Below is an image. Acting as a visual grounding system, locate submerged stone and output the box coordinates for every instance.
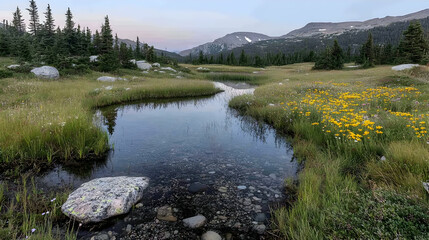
[201,231,222,240]
[183,215,207,228]
[157,205,177,222]
[61,176,149,223]
[188,182,208,193]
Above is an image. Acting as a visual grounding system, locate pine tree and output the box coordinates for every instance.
[18,34,32,62]
[218,53,224,64]
[119,42,133,68]
[313,47,332,70]
[114,33,119,52]
[43,4,55,46]
[229,52,236,65]
[0,30,11,55]
[360,33,375,68]
[64,8,76,55]
[398,21,428,64]
[93,30,101,55]
[198,50,204,64]
[27,0,40,36]
[135,37,141,59]
[146,46,155,62]
[239,50,248,65]
[331,40,344,69]
[99,16,119,72]
[12,7,26,33]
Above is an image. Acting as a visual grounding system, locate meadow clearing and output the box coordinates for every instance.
[0,59,428,239]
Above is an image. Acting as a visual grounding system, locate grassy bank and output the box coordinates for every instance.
[0,58,220,177]
[229,63,429,239]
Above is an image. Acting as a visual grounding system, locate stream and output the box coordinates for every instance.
[39,82,297,239]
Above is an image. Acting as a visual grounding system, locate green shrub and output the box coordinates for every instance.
[0,69,13,79]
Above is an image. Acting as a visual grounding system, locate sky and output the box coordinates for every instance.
[1,0,428,52]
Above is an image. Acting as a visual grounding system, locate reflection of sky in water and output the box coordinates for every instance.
[39,82,295,188]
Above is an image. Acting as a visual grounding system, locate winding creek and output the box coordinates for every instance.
[39,82,297,239]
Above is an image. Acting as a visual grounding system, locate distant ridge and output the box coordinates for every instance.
[178,32,272,57]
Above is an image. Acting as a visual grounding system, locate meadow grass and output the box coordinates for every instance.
[229,63,429,239]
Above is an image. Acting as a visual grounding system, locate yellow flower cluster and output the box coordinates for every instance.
[283,83,426,142]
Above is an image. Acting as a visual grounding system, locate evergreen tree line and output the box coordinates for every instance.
[189,49,317,67]
[314,21,429,70]
[0,1,164,73]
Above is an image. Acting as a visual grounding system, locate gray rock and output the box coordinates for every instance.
[91,233,109,240]
[202,231,222,240]
[424,182,429,194]
[7,64,20,69]
[152,63,161,68]
[126,224,132,234]
[183,215,207,228]
[31,66,59,79]
[135,203,143,209]
[253,224,266,235]
[136,61,152,70]
[61,176,149,223]
[157,206,177,222]
[188,182,208,193]
[392,64,419,71]
[254,213,266,223]
[160,67,177,73]
[380,156,387,161]
[237,185,247,190]
[218,187,228,193]
[90,55,99,62]
[97,76,117,82]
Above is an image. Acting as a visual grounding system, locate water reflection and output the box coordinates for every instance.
[40,82,295,188]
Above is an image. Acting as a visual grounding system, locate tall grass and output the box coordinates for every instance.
[0,178,77,240]
[230,64,429,239]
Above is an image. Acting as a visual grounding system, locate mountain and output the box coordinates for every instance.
[283,9,429,38]
[225,16,429,60]
[118,38,184,61]
[178,32,272,57]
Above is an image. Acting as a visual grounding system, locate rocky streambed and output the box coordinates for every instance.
[40,82,297,239]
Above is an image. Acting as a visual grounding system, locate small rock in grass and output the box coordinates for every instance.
[157,206,177,222]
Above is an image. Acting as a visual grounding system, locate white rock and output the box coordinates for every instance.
[160,67,177,73]
[105,86,113,91]
[152,63,161,68]
[7,64,20,69]
[61,176,149,223]
[392,64,419,71]
[197,67,210,71]
[183,215,207,228]
[90,55,99,62]
[201,231,222,240]
[380,156,387,161]
[97,76,117,82]
[31,66,59,79]
[159,71,166,73]
[142,71,149,74]
[176,76,184,79]
[237,186,247,190]
[136,61,152,70]
[130,59,136,64]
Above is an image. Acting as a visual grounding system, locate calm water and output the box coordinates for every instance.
[40,82,297,239]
